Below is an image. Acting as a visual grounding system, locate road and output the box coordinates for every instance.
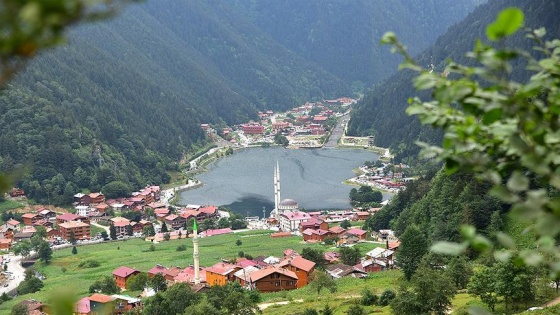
[324,112,350,148]
[1,254,27,295]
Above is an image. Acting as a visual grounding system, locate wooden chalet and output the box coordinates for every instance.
[249,266,298,292]
[112,266,140,289]
[278,256,316,288]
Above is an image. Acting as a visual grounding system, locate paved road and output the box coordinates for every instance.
[1,254,27,295]
[324,112,350,148]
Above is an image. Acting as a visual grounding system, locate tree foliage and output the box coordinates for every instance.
[396,225,428,280]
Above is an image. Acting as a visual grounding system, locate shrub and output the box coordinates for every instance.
[360,288,378,306]
[176,244,187,251]
[78,260,100,268]
[379,289,396,306]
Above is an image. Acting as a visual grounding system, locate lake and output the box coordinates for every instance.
[178,147,384,217]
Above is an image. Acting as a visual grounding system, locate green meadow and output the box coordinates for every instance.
[0,231,385,312]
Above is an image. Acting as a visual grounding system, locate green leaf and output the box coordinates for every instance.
[489,185,519,203]
[486,8,524,41]
[519,250,542,267]
[430,241,466,255]
[506,171,529,192]
[482,108,502,125]
[460,225,476,240]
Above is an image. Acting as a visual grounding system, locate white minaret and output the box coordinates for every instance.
[273,161,281,219]
[193,220,200,285]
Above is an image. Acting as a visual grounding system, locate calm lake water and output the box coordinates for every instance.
[178,147,383,217]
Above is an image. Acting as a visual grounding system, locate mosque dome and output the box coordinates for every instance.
[279,198,298,209]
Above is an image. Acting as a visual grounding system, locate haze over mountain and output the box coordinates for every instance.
[348,0,560,162]
[0,0,482,204]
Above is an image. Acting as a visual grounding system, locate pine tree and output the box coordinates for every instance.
[161,222,169,233]
[109,223,117,240]
[71,246,77,255]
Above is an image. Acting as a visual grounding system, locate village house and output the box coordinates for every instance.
[298,217,328,232]
[87,293,114,314]
[326,264,367,279]
[22,213,42,226]
[9,188,25,198]
[148,265,182,282]
[0,226,14,240]
[241,123,264,135]
[110,217,131,237]
[278,256,316,288]
[173,266,207,284]
[279,210,310,232]
[328,226,346,238]
[200,228,233,237]
[355,258,386,273]
[164,214,185,230]
[233,266,260,289]
[205,262,240,287]
[365,247,395,267]
[0,238,12,251]
[56,213,90,225]
[345,227,367,240]
[59,221,90,241]
[14,299,44,315]
[249,266,298,292]
[302,228,329,242]
[112,266,140,289]
[113,295,142,314]
[89,192,105,205]
[6,219,20,231]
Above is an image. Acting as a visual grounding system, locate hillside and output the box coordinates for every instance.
[232,0,483,87]
[0,1,482,204]
[348,0,560,162]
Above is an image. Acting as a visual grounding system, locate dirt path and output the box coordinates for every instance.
[258,299,303,310]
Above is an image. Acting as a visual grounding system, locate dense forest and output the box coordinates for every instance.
[0,0,481,204]
[348,0,560,162]
[231,0,483,87]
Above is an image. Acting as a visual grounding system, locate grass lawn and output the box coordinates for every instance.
[0,200,24,213]
[0,231,388,312]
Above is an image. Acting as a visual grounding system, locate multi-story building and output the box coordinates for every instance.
[58,221,91,241]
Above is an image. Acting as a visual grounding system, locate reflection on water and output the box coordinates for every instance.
[179,147,381,217]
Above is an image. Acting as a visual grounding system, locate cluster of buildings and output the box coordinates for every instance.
[201,97,357,148]
[348,162,413,193]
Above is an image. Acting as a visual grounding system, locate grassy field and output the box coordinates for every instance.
[260,272,483,315]
[0,200,25,213]
[0,231,386,312]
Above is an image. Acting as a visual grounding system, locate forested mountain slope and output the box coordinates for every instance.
[0,1,483,204]
[348,0,560,162]
[233,0,483,87]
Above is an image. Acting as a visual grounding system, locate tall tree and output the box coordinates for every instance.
[37,241,53,264]
[396,225,428,280]
[339,247,361,266]
[109,223,117,240]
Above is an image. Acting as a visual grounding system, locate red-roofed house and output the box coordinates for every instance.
[328,226,346,238]
[164,214,185,230]
[249,267,298,292]
[112,266,140,289]
[148,265,182,282]
[279,211,311,232]
[22,213,42,226]
[56,213,89,225]
[278,256,316,288]
[0,238,13,251]
[205,262,241,286]
[89,192,105,204]
[345,228,367,240]
[59,221,90,241]
[110,217,131,236]
[302,228,330,242]
[6,219,20,230]
[75,297,91,315]
[174,266,207,284]
[88,293,115,313]
[299,217,328,232]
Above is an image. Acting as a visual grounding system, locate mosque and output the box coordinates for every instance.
[271,162,311,231]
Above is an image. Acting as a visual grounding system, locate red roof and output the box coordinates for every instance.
[346,228,367,236]
[22,213,38,218]
[202,228,233,237]
[57,213,82,221]
[7,219,20,226]
[206,262,238,276]
[75,297,91,313]
[282,256,315,272]
[329,226,346,234]
[88,293,113,303]
[112,266,139,278]
[199,206,218,214]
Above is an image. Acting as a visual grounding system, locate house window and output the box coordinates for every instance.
[275,281,280,286]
